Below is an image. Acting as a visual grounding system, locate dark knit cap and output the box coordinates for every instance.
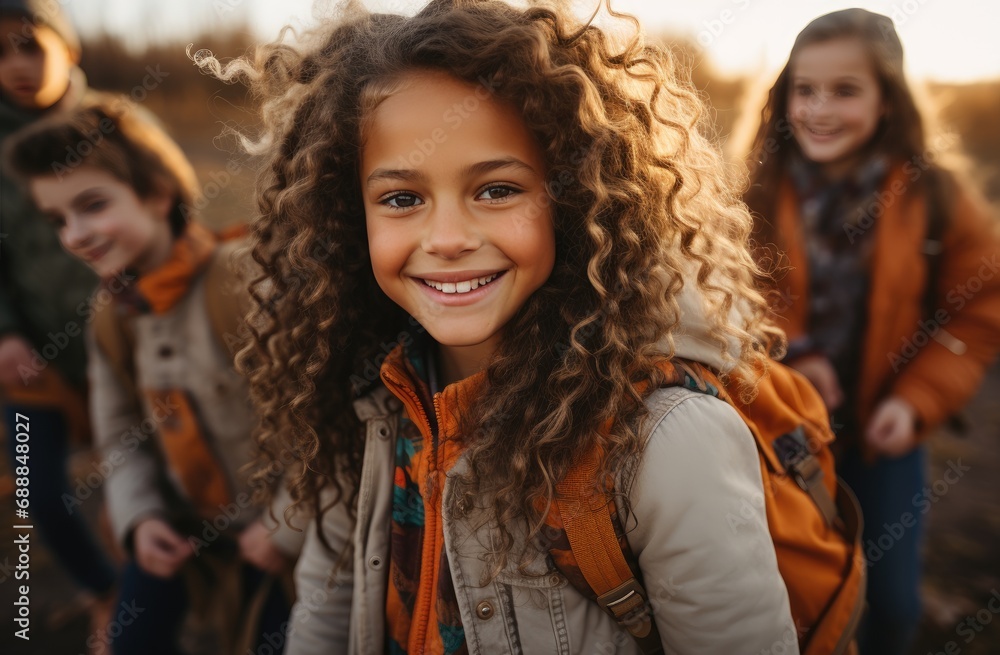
[0,0,81,56]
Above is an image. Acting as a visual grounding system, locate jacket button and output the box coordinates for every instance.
[475,600,495,620]
[158,345,173,358]
[368,556,383,570]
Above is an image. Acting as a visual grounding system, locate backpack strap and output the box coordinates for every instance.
[550,362,702,653]
[91,297,139,398]
[921,169,947,322]
[555,450,664,654]
[772,426,839,528]
[202,238,253,362]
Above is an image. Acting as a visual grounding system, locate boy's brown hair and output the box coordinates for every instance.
[3,93,200,235]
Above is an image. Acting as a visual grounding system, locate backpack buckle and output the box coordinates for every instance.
[774,426,824,491]
[597,577,654,638]
[773,426,810,473]
[774,426,840,528]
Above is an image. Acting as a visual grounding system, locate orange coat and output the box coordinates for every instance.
[770,163,1000,449]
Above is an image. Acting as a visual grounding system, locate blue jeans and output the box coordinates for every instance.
[839,445,927,655]
[110,557,289,654]
[4,405,117,596]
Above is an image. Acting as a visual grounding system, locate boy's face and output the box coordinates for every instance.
[0,17,75,111]
[30,167,174,278]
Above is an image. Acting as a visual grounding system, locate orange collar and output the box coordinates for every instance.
[378,343,485,446]
[380,343,485,655]
[117,222,218,315]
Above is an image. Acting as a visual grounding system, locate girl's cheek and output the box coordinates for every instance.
[788,100,807,123]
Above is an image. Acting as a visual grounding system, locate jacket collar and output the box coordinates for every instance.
[113,222,218,315]
[378,342,485,444]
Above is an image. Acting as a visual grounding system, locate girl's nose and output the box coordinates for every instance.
[5,51,32,74]
[60,215,91,250]
[421,204,482,259]
[803,89,832,118]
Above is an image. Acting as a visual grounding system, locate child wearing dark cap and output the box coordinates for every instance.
[0,1,117,647]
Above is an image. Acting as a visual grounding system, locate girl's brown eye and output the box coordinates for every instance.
[15,38,41,55]
[43,212,64,228]
[384,193,421,209]
[477,185,518,201]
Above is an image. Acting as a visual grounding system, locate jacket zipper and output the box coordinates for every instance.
[381,366,444,653]
[411,392,444,652]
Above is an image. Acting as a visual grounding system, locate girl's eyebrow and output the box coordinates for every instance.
[70,188,108,208]
[366,157,537,188]
[462,157,537,178]
[792,75,863,84]
[366,168,425,187]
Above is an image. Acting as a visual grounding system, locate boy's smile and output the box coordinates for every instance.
[361,69,555,383]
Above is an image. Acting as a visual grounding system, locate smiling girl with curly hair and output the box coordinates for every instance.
[200,0,798,652]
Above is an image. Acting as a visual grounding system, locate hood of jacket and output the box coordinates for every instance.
[668,267,748,374]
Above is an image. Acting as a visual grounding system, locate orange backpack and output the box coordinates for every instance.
[552,359,865,655]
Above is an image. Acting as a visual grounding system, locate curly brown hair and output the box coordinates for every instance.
[199,0,781,572]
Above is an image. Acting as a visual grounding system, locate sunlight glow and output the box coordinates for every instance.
[66,0,1000,83]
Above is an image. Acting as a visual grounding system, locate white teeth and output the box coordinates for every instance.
[424,273,499,294]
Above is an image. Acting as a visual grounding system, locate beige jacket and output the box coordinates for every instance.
[285,285,798,655]
[86,266,304,557]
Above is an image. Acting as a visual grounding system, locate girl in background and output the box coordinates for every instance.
[744,9,1000,654]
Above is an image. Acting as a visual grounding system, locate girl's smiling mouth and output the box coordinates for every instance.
[414,270,509,304]
[806,126,842,136]
[84,242,113,262]
[421,271,505,294]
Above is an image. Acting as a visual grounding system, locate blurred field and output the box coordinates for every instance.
[1,26,998,655]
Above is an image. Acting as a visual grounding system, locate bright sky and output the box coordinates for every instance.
[67,0,1000,83]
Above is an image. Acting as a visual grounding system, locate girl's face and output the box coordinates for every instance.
[361,69,555,380]
[31,166,174,278]
[787,38,884,178]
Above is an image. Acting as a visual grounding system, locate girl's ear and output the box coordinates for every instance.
[144,183,174,223]
[878,83,891,120]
